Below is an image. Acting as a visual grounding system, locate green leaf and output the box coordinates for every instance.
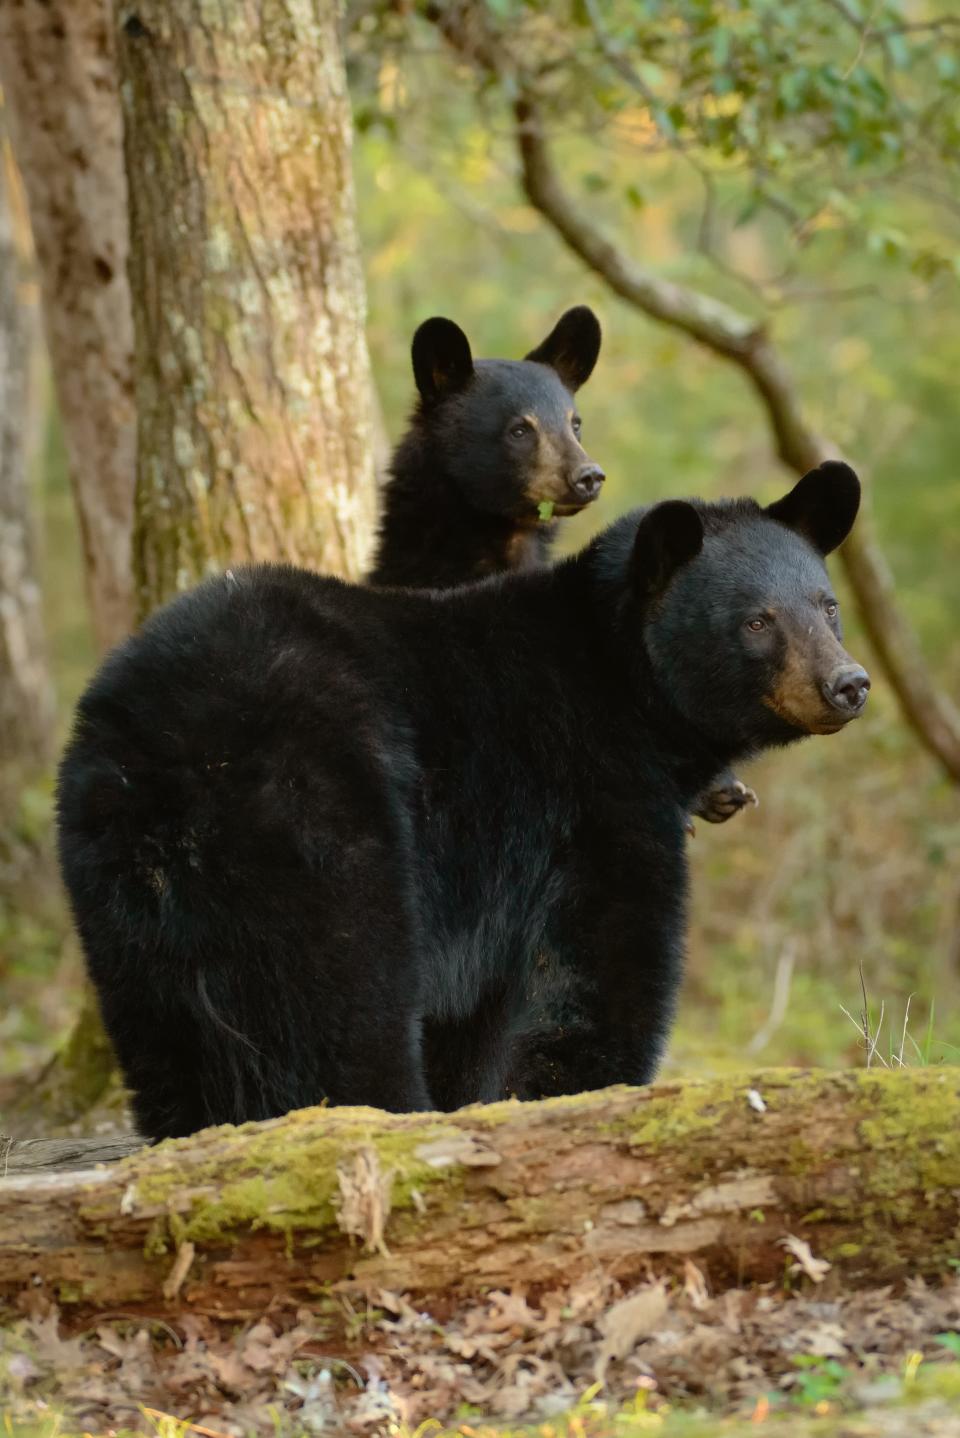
[734,194,761,228]
[712,26,731,67]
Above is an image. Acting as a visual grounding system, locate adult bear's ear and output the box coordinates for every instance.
[412,318,474,405]
[632,500,704,604]
[765,460,860,556]
[524,306,601,392]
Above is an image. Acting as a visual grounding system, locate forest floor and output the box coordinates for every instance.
[3,1262,959,1436]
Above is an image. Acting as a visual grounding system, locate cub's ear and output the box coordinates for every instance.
[412,317,474,405]
[765,460,860,556]
[524,306,601,392]
[633,500,704,604]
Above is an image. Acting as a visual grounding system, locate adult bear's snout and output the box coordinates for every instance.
[822,664,871,717]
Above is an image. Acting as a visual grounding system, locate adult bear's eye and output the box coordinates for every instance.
[824,600,839,618]
[746,617,766,633]
[572,415,582,436]
[509,422,531,439]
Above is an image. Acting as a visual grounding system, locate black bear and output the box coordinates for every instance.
[57,461,868,1139]
[369,306,605,589]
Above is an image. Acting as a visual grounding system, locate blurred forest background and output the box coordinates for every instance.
[2,0,959,1092]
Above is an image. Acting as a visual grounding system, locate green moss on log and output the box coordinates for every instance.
[114,1108,467,1249]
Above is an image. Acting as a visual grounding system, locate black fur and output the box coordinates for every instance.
[369,309,603,589]
[57,464,865,1139]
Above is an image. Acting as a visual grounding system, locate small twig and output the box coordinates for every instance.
[162,1240,196,1301]
[840,969,889,1068]
[78,1313,184,1349]
[897,993,915,1069]
[870,1001,887,1067]
[747,944,797,1055]
[142,1409,234,1438]
[859,962,887,1067]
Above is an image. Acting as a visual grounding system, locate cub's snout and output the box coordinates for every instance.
[568,462,606,506]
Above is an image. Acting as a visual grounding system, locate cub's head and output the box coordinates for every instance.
[411,307,605,519]
[631,461,868,748]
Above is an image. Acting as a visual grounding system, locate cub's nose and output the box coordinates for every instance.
[569,463,605,504]
[824,664,871,715]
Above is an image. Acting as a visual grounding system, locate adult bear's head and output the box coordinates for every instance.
[630,461,868,749]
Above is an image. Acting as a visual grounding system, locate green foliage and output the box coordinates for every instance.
[789,1356,850,1407]
[348,0,960,287]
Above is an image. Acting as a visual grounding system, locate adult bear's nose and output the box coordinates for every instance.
[569,463,605,503]
[823,664,871,715]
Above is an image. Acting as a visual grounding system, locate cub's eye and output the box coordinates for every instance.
[746,617,767,633]
[509,422,531,440]
[571,416,582,436]
[824,600,839,619]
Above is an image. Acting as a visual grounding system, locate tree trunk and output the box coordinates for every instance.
[0,142,54,876]
[0,0,136,653]
[1,1069,957,1322]
[116,0,377,618]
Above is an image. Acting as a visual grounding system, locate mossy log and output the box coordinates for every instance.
[1,1069,958,1323]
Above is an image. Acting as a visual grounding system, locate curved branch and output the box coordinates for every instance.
[512,97,960,784]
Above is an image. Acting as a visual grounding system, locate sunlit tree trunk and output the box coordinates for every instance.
[0,144,54,885]
[116,0,377,617]
[0,0,136,653]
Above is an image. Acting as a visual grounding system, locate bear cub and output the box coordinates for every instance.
[58,462,868,1140]
[369,305,605,589]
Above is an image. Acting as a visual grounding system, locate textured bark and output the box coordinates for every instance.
[0,1133,142,1176]
[0,0,135,652]
[116,0,377,617]
[1,1069,958,1322]
[0,147,54,847]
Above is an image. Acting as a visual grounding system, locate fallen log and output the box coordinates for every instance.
[1,1069,957,1323]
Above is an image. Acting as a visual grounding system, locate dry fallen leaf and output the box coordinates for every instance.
[594,1283,669,1383]
[780,1234,832,1284]
[683,1259,711,1310]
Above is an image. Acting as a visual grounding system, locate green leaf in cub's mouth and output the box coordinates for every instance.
[538,500,555,521]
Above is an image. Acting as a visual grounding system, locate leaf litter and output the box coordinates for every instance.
[2,1272,959,1433]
